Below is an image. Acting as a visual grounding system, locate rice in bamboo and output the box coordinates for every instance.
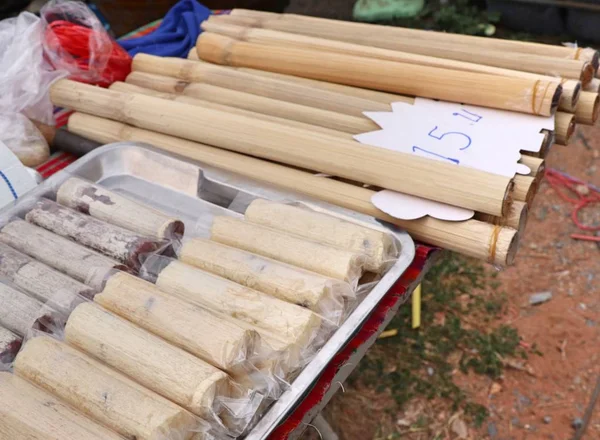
[52,79,514,217]
[67,113,520,266]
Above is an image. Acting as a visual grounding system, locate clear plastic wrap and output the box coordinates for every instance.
[178,237,353,326]
[0,326,22,370]
[25,198,169,270]
[0,114,50,167]
[56,176,185,240]
[244,199,399,274]
[209,216,367,287]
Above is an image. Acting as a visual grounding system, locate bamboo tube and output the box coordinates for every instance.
[475,200,527,231]
[0,326,22,364]
[179,238,350,314]
[52,80,513,217]
[555,112,576,145]
[518,155,544,176]
[149,259,322,346]
[584,77,600,93]
[0,242,91,314]
[14,336,200,440]
[65,302,230,419]
[225,10,597,83]
[211,216,366,283]
[204,18,581,112]
[197,33,561,116]
[26,199,161,269]
[233,10,600,68]
[57,177,185,240]
[117,77,375,134]
[0,282,60,337]
[575,92,600,125]
[95,271,260,373]
[111,81,349,138]
[244,198,396,272]
[67,113,520,266]
[132,54,397,116]
[0,219,125,290]
[0,372,126,440]
[513,175,537,205]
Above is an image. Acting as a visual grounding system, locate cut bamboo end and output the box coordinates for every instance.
[513,175,537,205]
[196,32,561,117]
[555,112,576,145]
[581,62,595,85]
[474,200,527,231]
[583,77,600,93]
[518,155,544,176]
[575,92,600,125]
[559,80,581,111]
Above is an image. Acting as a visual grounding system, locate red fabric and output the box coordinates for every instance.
[36,152,77,178]
[268,245,435,439]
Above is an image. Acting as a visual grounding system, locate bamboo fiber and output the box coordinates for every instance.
[474,200,527,231]
[204,17,581,111]
[132,54,396,116]
[52,80,513,216]
[230,9,599,69]
[227,10,597,80]
[67,113,520,266]
[196,33,561,117]
[555,112,576,145]
[575,92,600,125]
[0,372,126,440]
[118,75,375,134]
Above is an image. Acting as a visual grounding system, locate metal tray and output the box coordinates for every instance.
[0,142,416,439]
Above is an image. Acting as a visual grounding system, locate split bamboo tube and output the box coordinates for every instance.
[575,92,600,125]
[230,9,599,69]
[203,18,581,112]
[57,177,185,240]
[475,200,527,231]
[226,10,596,81]
[0,372,126,440]
[132,54,397,116]
[519,155,544,177]
[179,237,351,314]
[244,198,396,272]
[151,259,322,346]
[555,112,576,145]
[116,77,375,134]
[196,33,562,116]
[95,271,260,373]
[52,80,514,217]
[111,81,349,138]
[65,302,230,419]
[14,336,200,440]
[67,113,521,266]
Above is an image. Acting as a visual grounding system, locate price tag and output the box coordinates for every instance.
[355,98,554,220]
[0,141,37,210]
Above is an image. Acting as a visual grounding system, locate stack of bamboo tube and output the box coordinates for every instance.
[55,11,600,267]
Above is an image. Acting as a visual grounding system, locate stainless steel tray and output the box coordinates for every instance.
[0,142,415,439]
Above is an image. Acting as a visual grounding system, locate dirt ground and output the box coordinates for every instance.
[298,125,600,440]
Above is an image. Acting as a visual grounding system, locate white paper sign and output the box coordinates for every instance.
[355,99,554,220]
[0,142,37,210]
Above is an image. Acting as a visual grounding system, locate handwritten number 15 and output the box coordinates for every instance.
[428,127,472,150]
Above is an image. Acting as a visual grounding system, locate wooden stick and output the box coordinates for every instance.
[52,80,514,217]
[26,198,162,269]
[575,92,600,125]
[67,113,520,266]
[150,258,322,346]
[179,237,351,316]
[14,336,201,440]
[204,18,581,111]
[197,32,561,116]
[111,81,348,138]
[227,10,598,79]
[65,302,231,419]
[0,219,125,290]
[57,177,185,240]
[95,271,261,374]
[0,326,22,365]
[555,112,576,145]
[0,242,91,314]
[211,216,366,283]
[0,372,126,440]
[230,9,599,69]
[244,198,396,272]
[0,282,60,337]
[132,54,396,116]
[117,77,375,134]
[519,155,544,176]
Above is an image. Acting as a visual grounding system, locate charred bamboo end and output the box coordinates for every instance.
[571,81,582,108]
[550,83,563,114]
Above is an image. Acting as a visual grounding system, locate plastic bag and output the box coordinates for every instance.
[41,0,131,87]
